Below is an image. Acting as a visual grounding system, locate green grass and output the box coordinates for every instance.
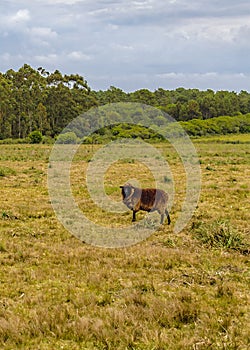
[192,219,248,252]
[0,134,250,349]
[0,167,16,177]
[193,132,250,143]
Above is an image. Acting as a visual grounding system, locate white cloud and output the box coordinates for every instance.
[27,27,58,47]
[112,44,134,51]
[183,16,250,44]
[130,1,153,10]
[0,52,25,68]
[0,0,250,91]
[34,54,58,64]
[34,0,84,4]
[0,53,11,62]
[67,51,91,60]
[29,27,58,38]
[155,72,250,91]
[9,9,30,24]
[0,9,30,31]
[91,71,250,92]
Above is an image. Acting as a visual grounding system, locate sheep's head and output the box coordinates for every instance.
[120,183,134,199]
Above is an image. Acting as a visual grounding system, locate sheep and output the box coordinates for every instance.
[120,183,171,225]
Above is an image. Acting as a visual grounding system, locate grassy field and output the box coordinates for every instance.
[0,134,249,349]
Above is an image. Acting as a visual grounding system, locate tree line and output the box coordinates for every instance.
[0,64,250,141]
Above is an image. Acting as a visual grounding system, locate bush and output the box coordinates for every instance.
[42,136,54,144]
[29,131,43,144]
[0,138,29,144]
[181,114,250,137]
[56,132,79,144]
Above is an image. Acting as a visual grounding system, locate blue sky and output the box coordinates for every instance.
[0,0,250,91]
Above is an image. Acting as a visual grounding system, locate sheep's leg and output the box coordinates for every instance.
[132,210,136,222]
[160,213,164,224]
[165,209,171,225]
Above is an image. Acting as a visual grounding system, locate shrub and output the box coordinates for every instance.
[0,138,29,144]
[29,131,43,144]
[181,114,250,137]
[42,136,54,144]
[56,132,79,144]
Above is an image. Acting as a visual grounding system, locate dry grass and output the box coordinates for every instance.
[0,137,249,349]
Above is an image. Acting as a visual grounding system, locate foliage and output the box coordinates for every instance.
[0,138,28,144]
[0,64,95,140]
[180,114,250,137]
[28,130,43,144]
[56,131,79,144]
[1,64,250,142]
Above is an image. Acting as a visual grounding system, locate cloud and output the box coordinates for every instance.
[29,27,58,39]
[9,9,30,24]
[154,72,250,91]
[175,16,250,44]
[34,53,58,64]
[28,27,58,46]
[0,52,25,71]
[33,0,85,4]
[0,9,30,31]
[90,71,250,92]
[67,51,91,61]
[0,0,250,91]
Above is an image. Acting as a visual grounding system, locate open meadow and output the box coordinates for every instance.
[0,134,249,349]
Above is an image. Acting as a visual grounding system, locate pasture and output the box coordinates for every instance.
[0,135,249,349]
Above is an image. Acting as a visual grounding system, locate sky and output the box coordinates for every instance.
[0,0,250,92]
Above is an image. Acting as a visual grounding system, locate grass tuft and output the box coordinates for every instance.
[193,220,246,251]
[0,167,16,177]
